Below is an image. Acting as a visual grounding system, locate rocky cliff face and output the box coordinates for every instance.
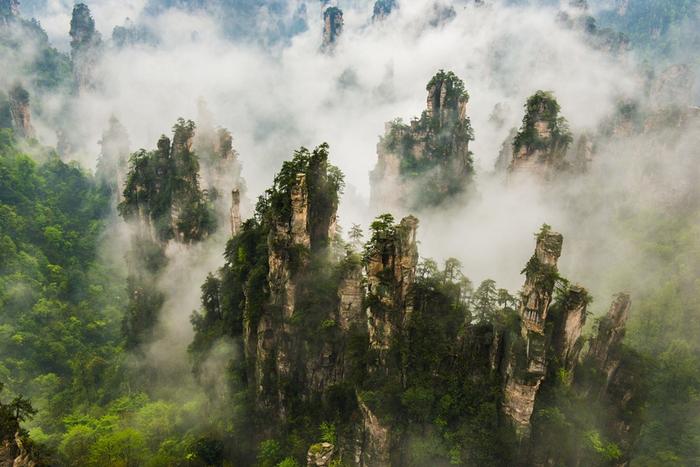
[371,70,474,211]
[365,215,419,372]
[585,293,631,393]
[230,189,242,236]
[235,144,350,420]
[70,3,101,90]
[192,148,641,465]
[509,91,573,179]
[120,118,216,244]
[551,285,589,371]
[6,84,34,139]
[322,6,343,51]
[501,227,563,437]
[355,400,392,467]
[0,433,37,467]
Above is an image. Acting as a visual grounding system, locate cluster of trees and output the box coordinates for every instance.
[0,130,127,461]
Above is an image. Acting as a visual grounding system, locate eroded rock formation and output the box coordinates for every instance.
[0,432,37,467]
[230,189,242,236]
[322,6,343,51]
[551,285,590,371]
[70,3,102,90]
[365,215,419,371]
[585,293,631,393]
[6,84,34,139]
[192,144,641,465]
[355,400,391,467]
[501,227,563,437]
[372,0,397,22]
[508,91,573,179]
[371,70,474,211]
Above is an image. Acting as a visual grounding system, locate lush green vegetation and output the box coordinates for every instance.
[0,129,126,457]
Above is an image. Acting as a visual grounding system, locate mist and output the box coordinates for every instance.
[13,0,690,346]
[3,0,699,464]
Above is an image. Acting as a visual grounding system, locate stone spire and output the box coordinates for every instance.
[8,84,35,139]
[321,6,343,51]
[365,215,419,371]
[586,293,631,391]
[509,91,572,178]
[290,172,310,247]
[426,70,468,126]
[372,0,397,22]
[519,227,564,333]
[370,70,474,211]
[551,285,590,371]
[230,189,242,236]
[502,226,563,438]
[70,3,102,90]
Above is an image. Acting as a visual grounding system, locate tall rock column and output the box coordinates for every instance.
[97,116,130,202]
[70,3,102,90]
[370,70,474,211]
[257,172,310,413]
[322,6,343,52]
[509,91,572,179]
[7,84,34,139]
[230,189,242,236]
[365,215,419,373]
[502,227,563,437]
[586,293,631,392]
[551,285,590,371]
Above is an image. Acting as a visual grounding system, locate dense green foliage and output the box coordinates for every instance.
[0,130,128,452]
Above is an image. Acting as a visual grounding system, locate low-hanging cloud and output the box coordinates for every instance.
[16,0,695,366]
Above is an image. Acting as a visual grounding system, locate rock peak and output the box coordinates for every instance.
[372,0,397,22]
[426,69,469,124]
[7,83,35,139]
[370,70,474,210]
[509,91,572,178]
[322,6,343,51]
[70,3,100,51]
